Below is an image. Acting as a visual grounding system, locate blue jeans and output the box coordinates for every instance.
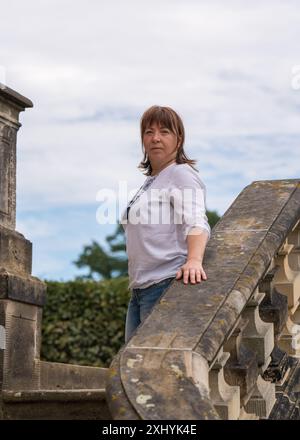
[125,277,175,343]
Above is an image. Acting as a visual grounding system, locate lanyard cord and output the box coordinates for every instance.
[126,176,157,220]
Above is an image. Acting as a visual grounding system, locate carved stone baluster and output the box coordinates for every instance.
[263,346,291,384]
[265,236,300,419]
[209,348,240,420]
[286,222,300,357]
[223,318,258,410]
[259,265,288,339]
[273,224,300,357]
[242,288,274,371]
[288,220,300,273]
[258,264,290,384]
[239,407,259,420]
[241,288,276,418]
[278,316,300,356]
[244,375,276,419]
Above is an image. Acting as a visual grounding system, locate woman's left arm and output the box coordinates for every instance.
[176,227,209,284]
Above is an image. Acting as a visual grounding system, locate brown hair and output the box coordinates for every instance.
[138,105,197,176]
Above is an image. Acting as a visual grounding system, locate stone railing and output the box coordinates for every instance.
[106,180,300,420]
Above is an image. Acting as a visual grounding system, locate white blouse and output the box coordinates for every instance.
[121,162,211,289]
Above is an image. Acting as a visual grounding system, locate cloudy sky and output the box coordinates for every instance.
[1,0,300,281]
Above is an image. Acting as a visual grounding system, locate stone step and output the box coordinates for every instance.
[1,389,112,420]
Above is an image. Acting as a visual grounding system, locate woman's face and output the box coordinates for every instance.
[143,122,179,166]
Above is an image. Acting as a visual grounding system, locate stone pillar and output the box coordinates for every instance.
[0,86,33,229]
[0,86,46,393]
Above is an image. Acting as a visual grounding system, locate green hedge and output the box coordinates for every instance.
[41,277,130,368]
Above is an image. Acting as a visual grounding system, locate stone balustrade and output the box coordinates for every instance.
[106,180,300,420]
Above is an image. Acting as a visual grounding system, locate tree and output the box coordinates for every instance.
[74,209,220,280]
[206,210,221,229]
[73,223,127,280]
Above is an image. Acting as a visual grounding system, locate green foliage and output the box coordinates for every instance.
[106,223,126,253]
[73,223,127,280]
[41,277,130,368]
[207,210,221,229]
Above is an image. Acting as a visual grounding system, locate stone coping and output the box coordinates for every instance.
[0,268,46,306]
[40,360,109,390]
[0,85,33,109]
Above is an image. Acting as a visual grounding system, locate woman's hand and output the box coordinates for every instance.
[176,258,207,284]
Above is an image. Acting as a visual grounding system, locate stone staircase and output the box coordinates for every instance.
[0,85,300,420]
[106,179,300,420]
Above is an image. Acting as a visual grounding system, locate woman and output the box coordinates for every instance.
[122,105,211,343]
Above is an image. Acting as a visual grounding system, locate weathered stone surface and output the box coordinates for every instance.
[0,300,41,390]
[106,346,141,420]
[241,290,274,369]
[196,185,300,365]
[269,356,300,419]
[263,346,290,383]
[40,360,108,390]
[0,269,46,306]
[273,245,300,309]
[224,345,258,405]
[209,350,240,419]
[259,283,288,338]
[106,179,300,420]
[0,85,33,110]
[0,123,17,230]
[0,86,32,230]
[277,317,300,357]
[223,321,258,405]
[245,375,276,419]
[213,180,299,233]
[239,407,259,419]
[0,130,10,215]
[119,347,218,420]
[194,289,248,364]
[0,226,32,275]
[127,275,239,350]
[1,389,110,420]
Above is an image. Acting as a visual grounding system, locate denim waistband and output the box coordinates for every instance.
[132,276,175,292]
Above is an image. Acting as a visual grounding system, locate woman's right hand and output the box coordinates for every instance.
[176,258,207,285]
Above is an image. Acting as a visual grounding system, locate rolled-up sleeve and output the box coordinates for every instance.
[170,165,211,240]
